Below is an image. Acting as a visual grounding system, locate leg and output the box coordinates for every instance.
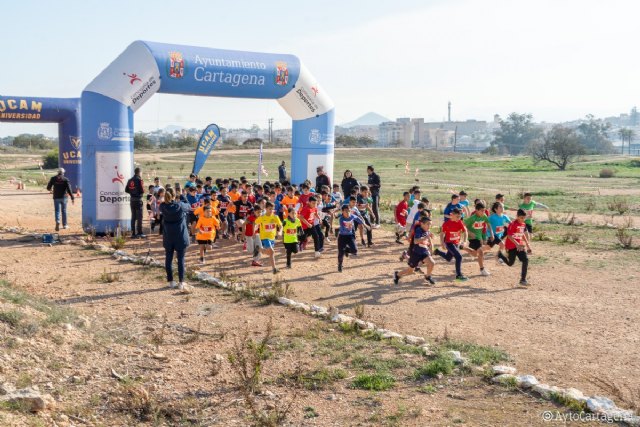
[517,251,529,280]
[165,248,174,282]
[447,243,463,276]
[363,216,373,245]
[505,249,518,267]
[176,248,186,282]
[227,213,235,236]
[158,215,163,235]
[372,194,380,225]
[312,224,323,251]
[130,201,136,235]
[337,235,347,266]
[54,199,61,225]
[347,235,358,256]
[61,197,68,227]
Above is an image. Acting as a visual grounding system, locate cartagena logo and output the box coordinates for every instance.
[275,61,289,86]
[309,129,321,144]
[97,123,113,141]
[168,51,185,79]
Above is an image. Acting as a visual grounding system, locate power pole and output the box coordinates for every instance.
[448,101,451,122]
[268,118,273,145]
[453,126,458,152]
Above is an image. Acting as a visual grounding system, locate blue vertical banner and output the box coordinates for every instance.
[192,124,220,175]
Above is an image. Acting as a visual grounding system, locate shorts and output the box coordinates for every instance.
[197,239,212,245]
[408,249,430,268]
[261,239,276,249]
[525,223,533,234]
[245,235,262,258]
[395,223,406,234]
[468,239,483,250]
[188,212,197,223]
[219,212,227,222]
[487,236,503,247]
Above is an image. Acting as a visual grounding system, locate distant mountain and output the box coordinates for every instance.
[340,112,391,128]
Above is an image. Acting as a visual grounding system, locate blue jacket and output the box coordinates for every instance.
[160,201,191,250]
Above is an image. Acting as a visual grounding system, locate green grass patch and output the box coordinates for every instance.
[417,384,437,394]
[350,355,407,372]
[296,367,347,390]
[440,341,509,366]
[0,310,24,327]
[352,373,396,391]
[413,353,455,380]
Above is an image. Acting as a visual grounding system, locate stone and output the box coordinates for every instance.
[492,365,517,375]
[1,388,55,412]
[491,374,516,385]
[419,344,432,356]
[310,305,328,316]
[213,354,225,363]
[447,350,466,364]
[562,388,587,403]
[151,353,169,361]
[404,335,426,345]
[586,396,616,414]
[277,297,294,306]
[515,375,539,388]
[62,323,73,331]
[381,331,404,340]
[532,383,561,398]
[0,382,16,395]
[331,313,353,324]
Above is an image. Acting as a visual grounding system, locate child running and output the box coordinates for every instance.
[487,202,511,255]
[519,192,549,238]
[195,205,220,264]
[498,209,532,286]
[434,208,469,281]
[463,201,494,277]
[282,207,302,268]
[254,201,282,274]
[337,205,369,272]
[394,216,437,286]
[395,192,410,243]
[245,205,263,267]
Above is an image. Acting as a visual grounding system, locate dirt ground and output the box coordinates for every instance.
[1,183,639,420]
[0,232,605,427]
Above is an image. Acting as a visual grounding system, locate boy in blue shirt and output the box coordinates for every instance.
[337,205,370,272]
[443,194,463,222]
[394,216,436,286]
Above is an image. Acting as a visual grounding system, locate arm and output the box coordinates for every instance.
[535,202,549,210]
[46,177,53,192]
[65,180,74,201]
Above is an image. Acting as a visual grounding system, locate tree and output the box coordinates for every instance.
[529,125,584,170]
[12,134,56,150]
[618,128,635,155]
[133,133,152,150]
[492,113,543,155]
[42,149,59,169]
[576,115,613,154]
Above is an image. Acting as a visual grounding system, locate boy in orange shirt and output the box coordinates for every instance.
[281,186,299,213]
[195,205,220,264]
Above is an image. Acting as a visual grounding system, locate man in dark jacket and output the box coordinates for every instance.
[160,189,191,292]
[125,167,145,238]
[278,161,287,183]
[367,165,381,227]
[315,166,331,192]
[46,168,75,231]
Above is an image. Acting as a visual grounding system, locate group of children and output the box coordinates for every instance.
[145,173,546,287]
[393,188,547,287]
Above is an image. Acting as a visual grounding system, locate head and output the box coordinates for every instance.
[348,196,357,207]
[419,216,432,230]
[153,177,160,186]
[286,186,294,196]
[188,186,197,197]
[300,183,310,194]
[333,184,340,192]
[367,165,374,175]
[523,192,532,203]
[451,194,460,204]
[220,186,227,195]
[196,184,204,194]
[360,185,369,196]
[205,176,212,184]
[403,191,410,201]
[241,191,248,202]
[156,188,165,199]
[308,196,318,208]
[321,191,330,202]
[252,205,262,217]
[265,201,274,215]
[134,167,141,176]
[516,208,527,223]
[316,166,324,176]
[413,189,421,199]
[281,161,285,166]
[288,207,297,219]
[450,207,462,221]
[230,183,238,193]
[343,169,353,179]
[164,190,175,203]
[491,201,504,215]
[258,198,266,209]
[495,193,505,203]
[189,173,196,182]
[475,201,486,215]
[341,205,350,217]
[459,190,468,201]
[57,167,65,176]
[204,205,213,218]
[148,184,155,192]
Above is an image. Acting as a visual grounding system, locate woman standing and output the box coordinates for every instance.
[340,170,359,199]
[160,189,192,292]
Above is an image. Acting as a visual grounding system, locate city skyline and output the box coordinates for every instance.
[1,0,639,137]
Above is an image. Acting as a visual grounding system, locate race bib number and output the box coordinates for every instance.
[449,231,460,243]
[201,226,212,232]
[286,228,297,235]
[473,221,484,230]
[264,223,276,231]
[343,220,354,230]
[496,226,504,233]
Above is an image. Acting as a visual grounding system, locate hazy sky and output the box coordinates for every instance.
[1,0,638,137]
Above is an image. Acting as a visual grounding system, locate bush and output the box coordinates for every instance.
[42,149,59,169]
[607,197,630,215]
[351,373,395,391]
[599,168,615,178]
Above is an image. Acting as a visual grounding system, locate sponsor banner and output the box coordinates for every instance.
[192,123,221,175]
[85,41,161,112]
[142,41,301,100]
[0,96,79,122]
[290,109,335,184]
[95,151,132,221]
[277,63,334,121]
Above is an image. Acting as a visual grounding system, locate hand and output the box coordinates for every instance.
[527,247,532,254]
[517,244,525,251]
[366,226,371,231]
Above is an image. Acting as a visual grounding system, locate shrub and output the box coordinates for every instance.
[42,149,59,169]
[599,168,615,178]
[413,354,455,379]
[352,373,395,391]
[607,197,630,215]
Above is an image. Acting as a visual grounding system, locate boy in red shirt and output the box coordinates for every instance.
[298,183,312,208]
[299,196,322,257]
[245,205,263,267]
[395,192,410,244]
[434,208,468,281]
[498,209,532,286]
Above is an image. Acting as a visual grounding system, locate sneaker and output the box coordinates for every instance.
[199,257,205,265]
[345,251,349,258]
[318,247,325,253]
[498,258,505,265]
[372,224,381,229]
[334,229,339,238]
[212,243,219,249]
[338,264,343,273]
[399,250,408,262]
[251,260,263,267]
[455,275,469,282]
[480,268,490,277]
[325,237,332,243]
[223,233,229,239]
[177,282,185,290]
[272,268,279,274]
[179,282,192,294]
[393,271,399,285]
[314,251,322,258]
[425,276,436,285]
[361,239,366,246]
[414,267,423,273]
[168,281,177,289]
[63,225,70,230]
[395,239,403,245]
[519,279,529,286]
[138,233,147,239]
[367,242,374,248]
[55,223,60,231]
[286,263,292,269]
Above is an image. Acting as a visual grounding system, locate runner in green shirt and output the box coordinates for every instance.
[519,192,549,237]
[282,207,302,268]
[463,201,494,277]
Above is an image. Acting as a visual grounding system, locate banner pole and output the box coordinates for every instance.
[258,141,263,185]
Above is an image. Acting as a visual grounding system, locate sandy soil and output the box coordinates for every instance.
[1,183,639,414]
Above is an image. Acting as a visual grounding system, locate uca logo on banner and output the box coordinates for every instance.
[168,51,185,79]
[97,123,113,141]
[62,136,82,165]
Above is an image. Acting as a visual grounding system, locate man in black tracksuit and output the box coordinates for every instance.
[367,165,381,226]
[46,168,75,231]
[125,167,145,238]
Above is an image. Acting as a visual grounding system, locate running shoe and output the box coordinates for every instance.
[314,251,322,258]
[361,239,366,246]
[286,263,292,269]
[251,261,263,267]
[414,267,423,273]
[55,223,60,231]
[519,279,529,286]
[480,268,490,277]
[138,234,147,239]
[425,276,436,285]
[372,224,381,229]
[178,282,192,294]
[455,275,469,282]
[338,264,343,273]
[325,237,332,243]
[168,281,177,289]
[367,242,374,248]
[498,258,505,265]
[63,225,70,230]
[272,268,279,275]
[199,257,205,265]
[393,271,399,285]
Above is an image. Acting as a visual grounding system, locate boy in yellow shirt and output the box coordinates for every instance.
[282,207,302,268]
[195,205,220,264]
[254,201,283,274]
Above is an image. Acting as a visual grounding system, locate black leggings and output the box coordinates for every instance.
[499,249,528,280]
[338,234,357,265]
[303,227,321,251]
[436,242,463,276]
[284,242,298,266]
[358,214,373,245]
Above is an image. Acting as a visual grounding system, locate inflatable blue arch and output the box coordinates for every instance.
[0,96,81,189]
[82,41,335,233]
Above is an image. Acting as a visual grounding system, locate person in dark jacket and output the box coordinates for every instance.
[367,165,381,227]
[340,170,359,199]
[315,166,331,192]
[278,161,287,183]
[125,167,145,238]
[160,189,192,292]
[46,168,75,231]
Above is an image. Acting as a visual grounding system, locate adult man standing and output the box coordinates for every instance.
[367,165,381,227]
[46,168,74,231]
[278,161,287,184]
[125,167,145,238]
[315,166,331,192]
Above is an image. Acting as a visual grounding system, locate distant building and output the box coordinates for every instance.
[378,119,413,148]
